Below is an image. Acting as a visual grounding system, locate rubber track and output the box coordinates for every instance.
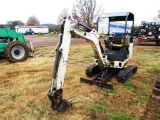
[117,65,137,82]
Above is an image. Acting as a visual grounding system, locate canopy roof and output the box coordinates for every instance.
[99,12,134,21]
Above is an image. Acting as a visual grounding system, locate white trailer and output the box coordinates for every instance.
[15,26,49,34]
[98,20,131,34]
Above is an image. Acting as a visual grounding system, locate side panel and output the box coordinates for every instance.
[0,43,7,52]
[98,22,131,34]
[16,28,28,33]
[31,28,49,34]
[17,32,25,42]
[0,28,8,36]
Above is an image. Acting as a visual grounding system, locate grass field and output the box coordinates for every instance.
[0,44,160,120]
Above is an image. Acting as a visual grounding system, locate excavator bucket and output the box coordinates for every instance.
[47,89,75,113]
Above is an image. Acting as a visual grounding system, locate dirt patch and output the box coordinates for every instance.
[25,36,105,47]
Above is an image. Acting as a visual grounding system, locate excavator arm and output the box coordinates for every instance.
[47,16,106,112]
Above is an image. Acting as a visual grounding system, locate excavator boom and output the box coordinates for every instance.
[47,16,105,112]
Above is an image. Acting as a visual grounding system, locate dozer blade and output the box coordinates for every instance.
[80,77,113,90]
[48,89,75,113]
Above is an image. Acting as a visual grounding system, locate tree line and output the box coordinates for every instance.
[0,16,40,29]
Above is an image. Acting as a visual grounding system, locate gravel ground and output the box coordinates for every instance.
[25,36,157,48]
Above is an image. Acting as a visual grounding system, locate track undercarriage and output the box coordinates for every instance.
[81,64,137,89]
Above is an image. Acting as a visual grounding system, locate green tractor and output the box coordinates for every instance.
[0,28,34,63]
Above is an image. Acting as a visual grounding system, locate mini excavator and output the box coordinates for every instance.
[48,12,137,113]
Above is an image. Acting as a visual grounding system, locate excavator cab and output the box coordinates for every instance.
[98,12,134,47]
[97,12,134,61]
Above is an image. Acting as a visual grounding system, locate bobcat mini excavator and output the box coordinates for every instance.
[48,12,137,113]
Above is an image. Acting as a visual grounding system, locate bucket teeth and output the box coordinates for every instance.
[65,98,69,100]
[64,98,77,104]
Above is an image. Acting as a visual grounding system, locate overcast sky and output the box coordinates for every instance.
[0,0,159,25]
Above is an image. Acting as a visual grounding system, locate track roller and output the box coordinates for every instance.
[86,64,101,77]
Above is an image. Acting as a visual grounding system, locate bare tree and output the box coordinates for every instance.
[154,10,160,22]
[57,8,69,24]
[26,16,40,26]
[0,24,5,28]
[72,0,104,28]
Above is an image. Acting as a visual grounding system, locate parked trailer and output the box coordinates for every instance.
[138,37,160,46]
[15,26,49,35]
[139,21,160,38]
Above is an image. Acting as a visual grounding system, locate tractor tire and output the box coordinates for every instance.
[145,25,149,29]
[32,31,35,35]
[156,34,160,39]
[4,41,29,63]
[147,30,153,36]
[157,26,160,32]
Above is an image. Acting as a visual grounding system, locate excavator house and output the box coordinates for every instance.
[48,12,137,113]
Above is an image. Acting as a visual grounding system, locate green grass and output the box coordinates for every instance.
[39,75,51,82]
[66,76,74,80]
[10,94,19,101]
[122,81,143,91]
[147,66,160,73]
[136,51,160,56]
[0,102,3,108]
[27,101,48,115]
[87,103,109,114]
[36,46,55,52]
[109,110,132,120]
[87,102,132,120]
[4,105,13,110]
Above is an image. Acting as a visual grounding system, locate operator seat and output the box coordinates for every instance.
[110,34,124,50]
[104,34,129,62]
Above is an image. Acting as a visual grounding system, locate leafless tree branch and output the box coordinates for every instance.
[57,8,69,24]
[72,0,104,28]
[26,16,40,26]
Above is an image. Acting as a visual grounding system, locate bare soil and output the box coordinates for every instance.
[25,36,102,47]
[25,36,157,48]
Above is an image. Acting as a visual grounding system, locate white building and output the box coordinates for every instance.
[15,25,49,34]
